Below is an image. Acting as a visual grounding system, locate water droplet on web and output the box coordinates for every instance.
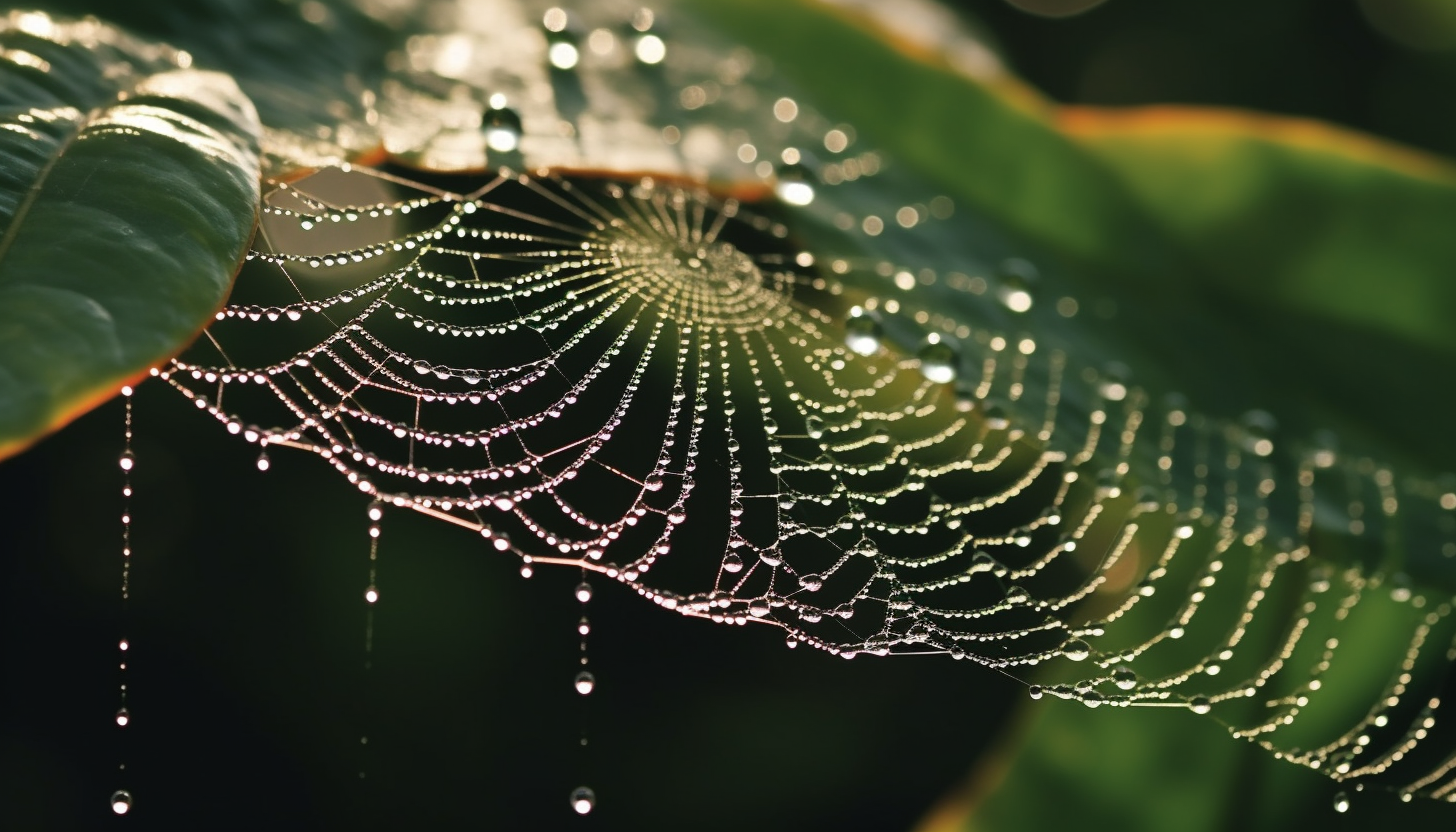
[917,336,958,384]
[1061,639,1091,661]
[256,452,270,472]
[844,309,882,356]
[574,671,595,695]
[1097,363,1131,402]
[1028,685,1044,700]
[722,552,744,572]
[1112,666,1137,691]
[1240,410,1277,457]
[997,259,1038,313]
[578,616,590,636]
[981,403,1011,431]
[575,582,593,603]
[774,163,815,206]
[115,707,130,727]
[1004,585,1030,605]
[1333,791,1351,813]
[482,106,523,153]
[1188,695,1212,715]
[643,474,664,491]
[364,586,379,604]
[799,573,824,591]
[118,451,135,471]
[110,790,132,815]
[570,786,596,814]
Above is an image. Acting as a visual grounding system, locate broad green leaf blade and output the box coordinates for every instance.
[33,0,400,171]
[1061,106,1456,359]
[0,12,261,460]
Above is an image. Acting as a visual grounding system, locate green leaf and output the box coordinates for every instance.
[1061,106,1456,358]
[32,0,399,171]
[0,12,261,459]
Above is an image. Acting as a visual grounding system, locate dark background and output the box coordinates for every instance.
[4,1,1456,830]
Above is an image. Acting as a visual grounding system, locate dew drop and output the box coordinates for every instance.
[1112,665,1137,691]
[1004,585,1030,605]
[981,403,1011,431]
[1188,695,1212,715]
[1028,685,1044,700]
[574,671,595,695]
[917,336,958,384]
[256,452,271,472]
[1061,639,1091,661]
[997,259,1038,312]
[1097,363,1131,402]
[1333,791,1350,813]
[578,616,591,636]
[364,586,379,604]
[571,786,596,814]
[774,163,815,206]
[482,106,523,153]
[805,415,825,439]
[1240,410,1277,457]
[575,582,593,603]
[722,552,744,573]
[634,33,666,64]
[643,474,665,492]
[799,573,824,592]
[110,790,132,815]
[844,309,882,356]
[115,707,130,727]
[118,451,135,471]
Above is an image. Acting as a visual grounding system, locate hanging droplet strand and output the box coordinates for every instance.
[115,388,135,813]
[574,570,595,814]
[360,500,383,784]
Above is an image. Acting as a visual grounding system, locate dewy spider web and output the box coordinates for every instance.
[123,0,1456,812]
[161,157,1456,805]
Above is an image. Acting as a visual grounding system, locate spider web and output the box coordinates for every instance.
[153,0,1456,807]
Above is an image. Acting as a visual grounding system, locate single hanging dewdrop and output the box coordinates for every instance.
[364,585,380,604]
[574,671,595,695]
[115,707,130,727]
[575,582,593,603]
[570,786,595,815]
[1333,791,1351,813]
[110,790,132,815]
